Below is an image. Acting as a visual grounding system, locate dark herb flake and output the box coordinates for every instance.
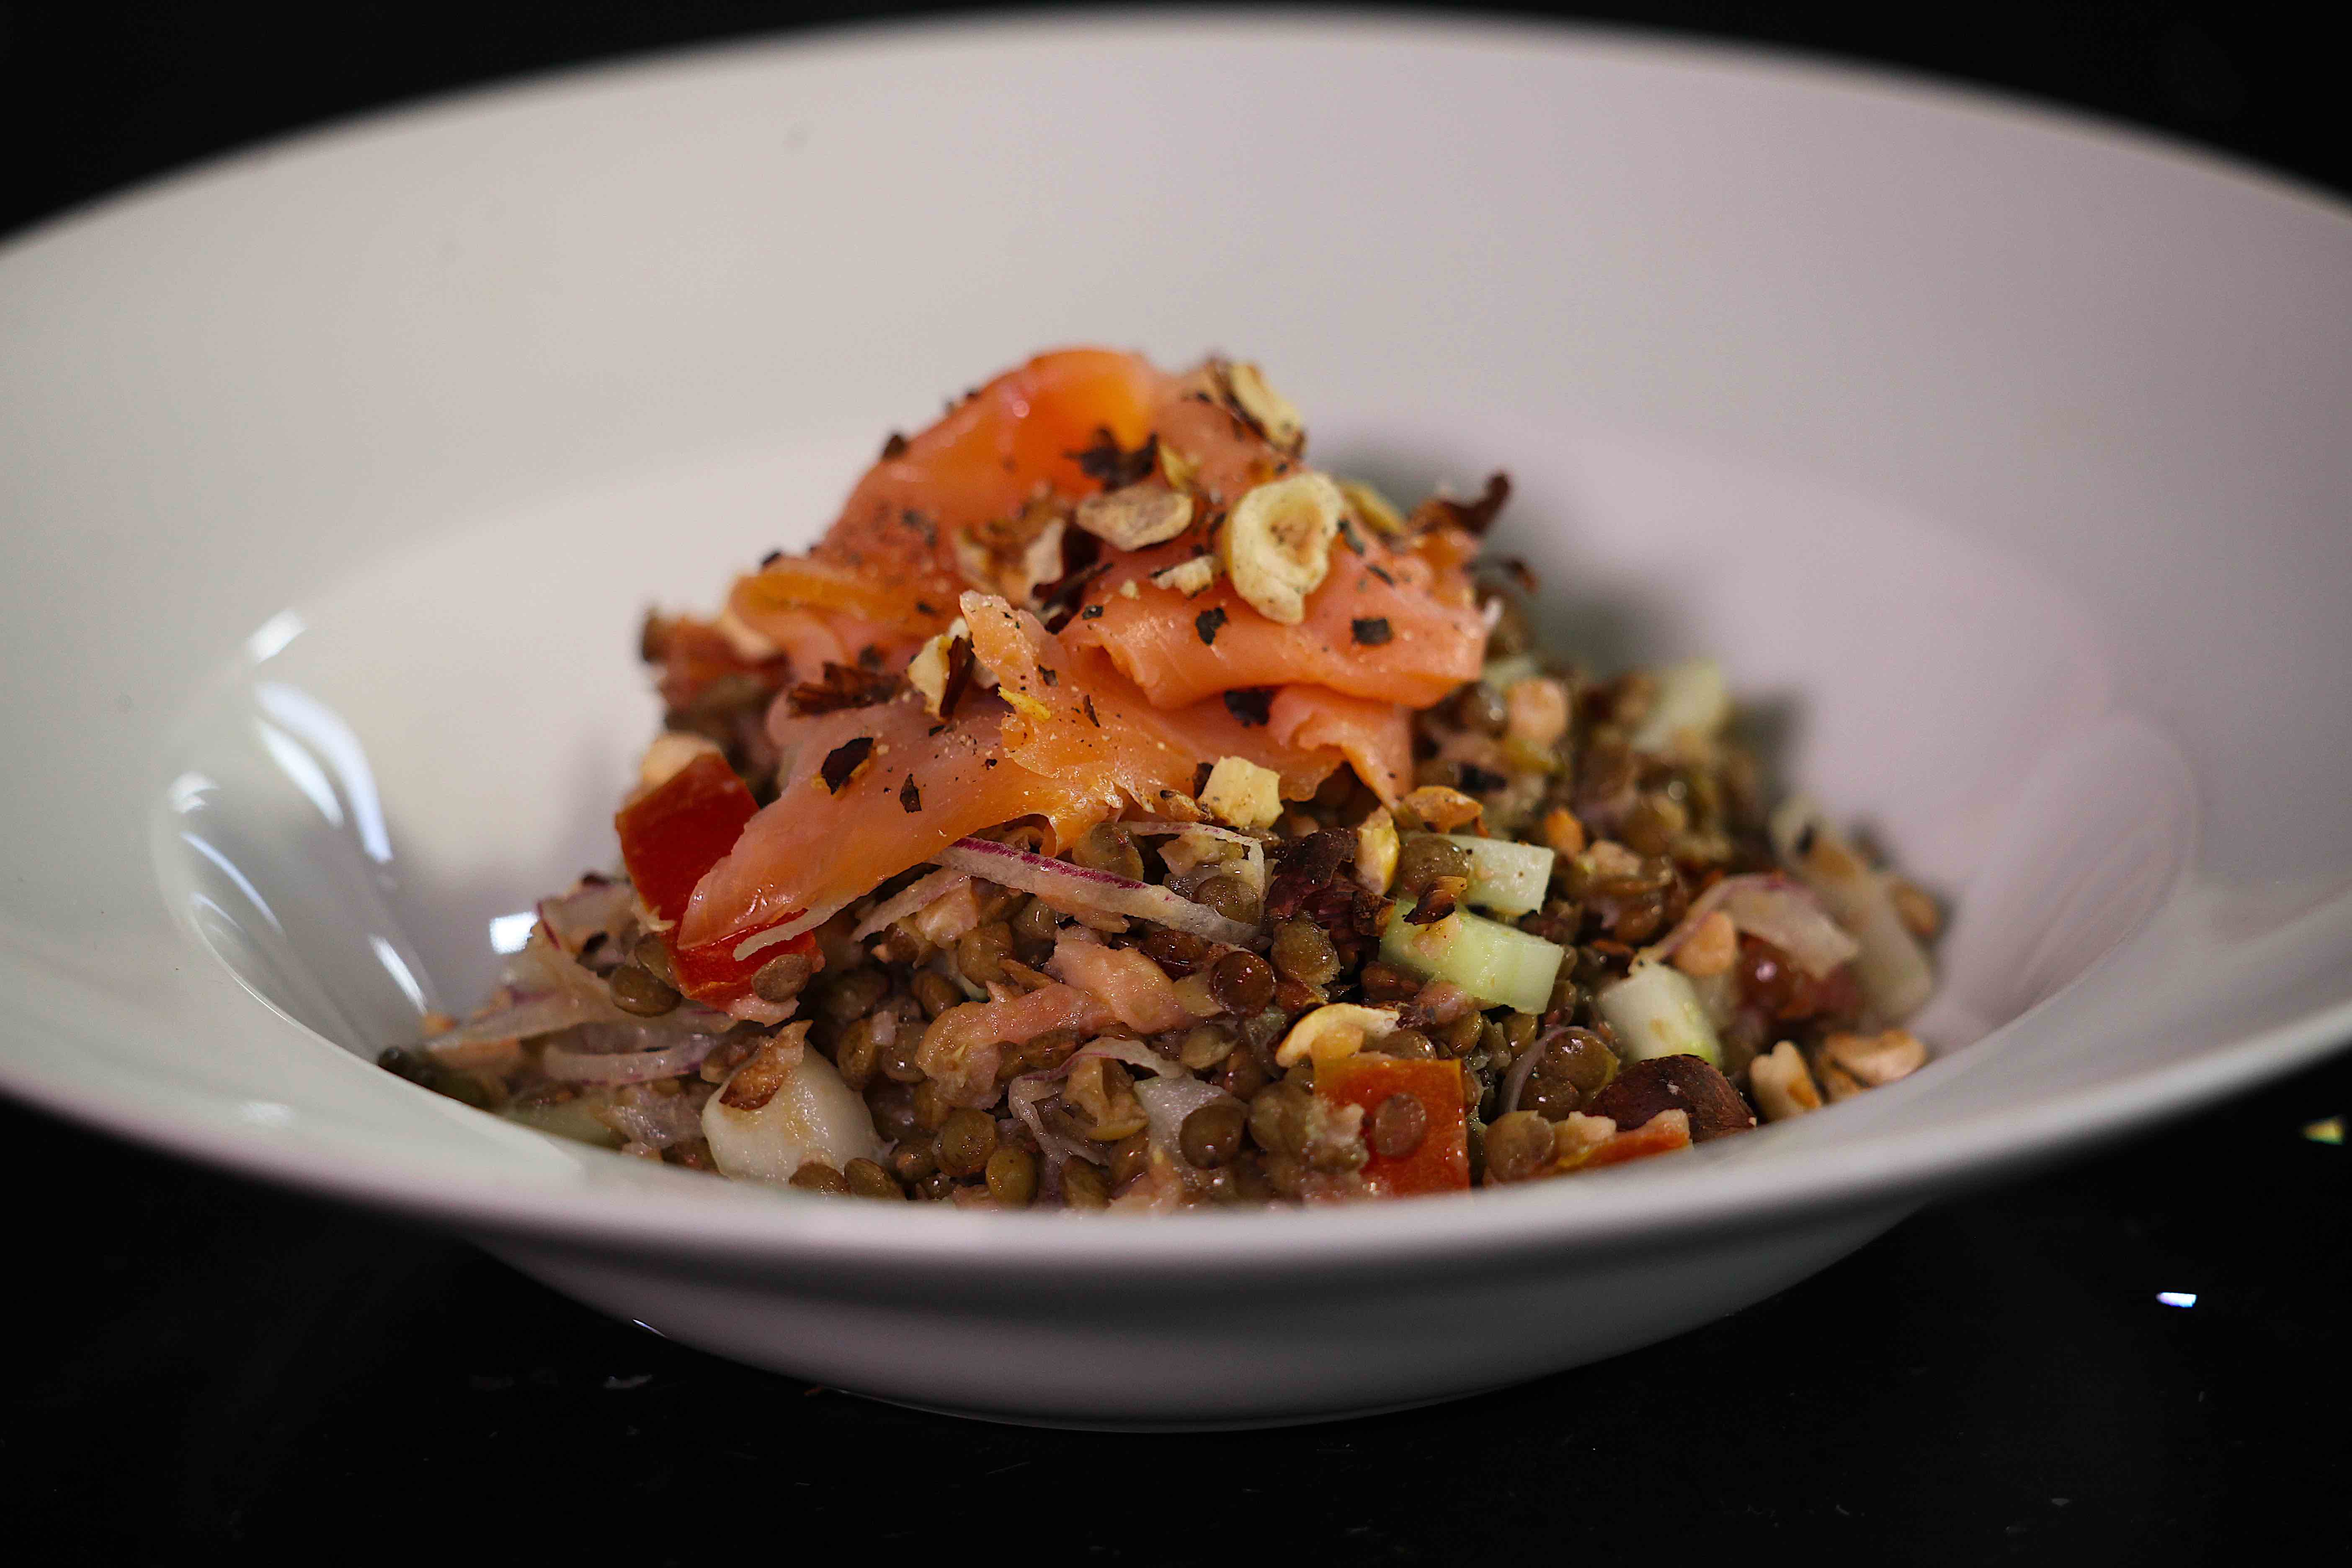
[1068,426,1159,490]
[1351,616,1393,647]
[1222,687,1274,727]
[900,775,922,813]
[1195,606,1228,646]
[788,663,901,716]
[820,737,876,794]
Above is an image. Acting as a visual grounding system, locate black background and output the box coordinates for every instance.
[3,4,2346,1560]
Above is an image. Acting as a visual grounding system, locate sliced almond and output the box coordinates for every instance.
[1824,1028,1929,1088]
[1222,471,1342,624]
[1073,485,1194,551]
[1274,1003,1402,1068]
[1337,478,1407,537]
[1218,360,1305,454]
[1150,554,1223,597]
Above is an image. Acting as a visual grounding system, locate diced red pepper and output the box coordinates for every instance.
[615,751,812,1006]
[1315,1055,1470,1197]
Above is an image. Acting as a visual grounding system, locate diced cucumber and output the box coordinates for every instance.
[1379,909,1565,1014]
[1480,652,1540,691]
[1594,962,1723,1067]
[1423,833,1556,916]
[504,1096,626,1150]
[1626,657,1730,754]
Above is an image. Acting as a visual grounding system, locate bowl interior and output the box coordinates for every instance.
[5,17,2351,1247]
[155,402,2179,1080]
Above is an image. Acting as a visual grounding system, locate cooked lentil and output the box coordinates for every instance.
[392,348,1943,1212]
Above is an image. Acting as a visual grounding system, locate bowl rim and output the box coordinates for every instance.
[5,8,2352,1281]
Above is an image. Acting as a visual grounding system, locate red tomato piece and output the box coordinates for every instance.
[614,751,760,928]
[671,924,817,1005]
[1315,1055,1471,1197]
[615,751,818,1006]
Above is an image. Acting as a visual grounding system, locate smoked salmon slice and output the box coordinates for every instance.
[1063,530,1486,710]
[671,347,1495,956]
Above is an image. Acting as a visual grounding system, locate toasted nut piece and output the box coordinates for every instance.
[1505,676,1571,751]
[906,615,993,720]
[1748,1041,1823,1121]
[1274,1003,1403,1068]
[1818,1059,1865,1103]
[1547,1110,1617,1169]
[1583,839,1643,878]
[1397,785,1482,834]
[1356,807,1400,894]
[1337,478,1407,537]
[1540,807,1587,857]
[1824,1027,1929,1087]
[905,628,953,716]
[1074,484,1193,551]
[713,604,780,660]
[1586,1054,1756,1142]
[1219,360,1305,453]
[638,730,724,792]
[1148,787,1211,824]
[1888,878,1942,940]
[1200,756,1283,830]
[1672,911,1738,978]
[1158,442,1201,493]
[1151,554,1222,597]
[1223,472,1343,624]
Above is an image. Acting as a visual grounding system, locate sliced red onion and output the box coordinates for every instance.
[1008,1073,1104,1180]
[733,894,855,958]
[1642,873,1859,979]
[595,1083,713,1148]
[1123,820,1269,898]
[536,877,634,957]
[1497,1029,1558,1118]
[426,993,593,1056]
[543,1034,722,1083]
[851,867,972,941]
[939,837,1257,945]
[1135,1075,1232,1161]
[1004,1037,1190,1191]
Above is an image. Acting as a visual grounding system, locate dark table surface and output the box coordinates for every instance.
[6,5,2345,1560]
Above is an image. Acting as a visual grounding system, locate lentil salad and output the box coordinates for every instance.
[381,349,1939,1209]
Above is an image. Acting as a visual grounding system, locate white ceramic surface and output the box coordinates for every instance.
[4,16,2349,1427]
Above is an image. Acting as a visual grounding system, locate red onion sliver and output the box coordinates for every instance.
[543,1034,722,1084]
[852,867,972,941]
[939,837,1258,945]
[1498,1029,1555,1118]
[1641,873,1858,979]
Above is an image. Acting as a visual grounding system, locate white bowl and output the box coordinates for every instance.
[5,15,2349,1428]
